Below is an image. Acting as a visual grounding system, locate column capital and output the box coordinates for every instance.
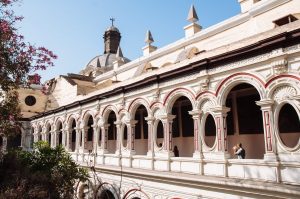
[188,109,202,118]
[101,124,110,129]
[125,120,138,126]
[145,116,155,122]
[210,106,230,114]
[160,114,176,122]
[256,99,274,109]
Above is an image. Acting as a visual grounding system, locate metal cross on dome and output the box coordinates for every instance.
[110,17,115,26]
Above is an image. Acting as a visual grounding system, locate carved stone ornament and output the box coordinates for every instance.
[273,86,297,101]
[272,59,288,75]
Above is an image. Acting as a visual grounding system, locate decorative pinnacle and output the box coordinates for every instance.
[116,46,123,58]
[110,17,115,26]
[145,30,154,45]
[187,5,199,23]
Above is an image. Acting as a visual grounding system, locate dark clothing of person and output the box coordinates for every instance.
[174,147,179,157]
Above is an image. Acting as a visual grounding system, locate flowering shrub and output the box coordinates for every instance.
[0,0,57,135]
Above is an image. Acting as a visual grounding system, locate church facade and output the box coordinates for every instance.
[18,0,300,198]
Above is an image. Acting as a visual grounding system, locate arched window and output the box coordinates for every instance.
[134,105,148,155]
[123,125,128,148]
[278,103,300,148]
[204,114,216,148]
[225,83,264,159]
[156,120,164,148]
[171,96,194,157]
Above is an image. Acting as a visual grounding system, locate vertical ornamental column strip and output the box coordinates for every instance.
[211,106,230,157]
[189,109,203,158]
[127,120,138,153]
[100,124,109,152]
[256,99,277,160]
[161,114,176,155]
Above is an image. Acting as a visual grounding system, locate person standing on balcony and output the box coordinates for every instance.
[233,143,245,159]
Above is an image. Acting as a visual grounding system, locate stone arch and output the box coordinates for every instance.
[164,88,196,114]
[45,121,52,145]
[128,97,151,118]
[67,115,78,152]
[266,76,300,100]
[102,105,118,122]
[223,81,265,159]
[81,110,96,126]
[128,99,150,155]
[55,118,64,146]
[37,124,43,141]
[216,73,265,106]
[150,102,164,114]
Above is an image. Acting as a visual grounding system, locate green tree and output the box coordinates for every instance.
[0,141,88,199]
[0,0,57,135]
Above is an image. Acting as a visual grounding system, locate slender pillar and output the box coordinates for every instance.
[160,114,176,156]
[189,109,203,159]
[99,124,109,154]
[145,116,155,157]
[115,120,122,155]
[127,120,138,154]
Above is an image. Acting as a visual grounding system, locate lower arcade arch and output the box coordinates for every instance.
[122,124,128,148]
[46,124,51,145]
[277,103,300,149]
[225,83,264,159]
[107,111,117,153]
[155,120,164,148]
[133,105,148,155]
[86,115,94,151]
[57,121,63,146]
[97,189,116,199]
[171,96,194,157]
[69,119,77,151]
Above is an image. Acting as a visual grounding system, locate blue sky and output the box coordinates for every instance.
[14,0,240,82]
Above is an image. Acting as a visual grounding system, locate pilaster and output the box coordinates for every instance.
[256,99,278,161]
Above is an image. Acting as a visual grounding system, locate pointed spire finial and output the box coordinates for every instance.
[187,5,199,23]
[116,46,123,58]
[145,30,154,45]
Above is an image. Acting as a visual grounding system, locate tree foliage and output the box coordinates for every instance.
[0,0,57,135]
[0,141,89,199]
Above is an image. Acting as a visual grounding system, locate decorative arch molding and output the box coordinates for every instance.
[66,114,79,128]
[216,72,265,105]
[44,121,53,132]
[54,118,64,130]
[266,76,300,99]
[265,74,300,88]
[101,105,118,122]
[128,97,151,117]
[123,188,151,199]
[81,110,96,126]
[150,101,163,110]
[163,87,196,113]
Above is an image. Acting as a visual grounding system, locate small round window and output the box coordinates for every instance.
[25,95,36,106]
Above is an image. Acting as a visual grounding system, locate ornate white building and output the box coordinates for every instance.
[19,0,300,198]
